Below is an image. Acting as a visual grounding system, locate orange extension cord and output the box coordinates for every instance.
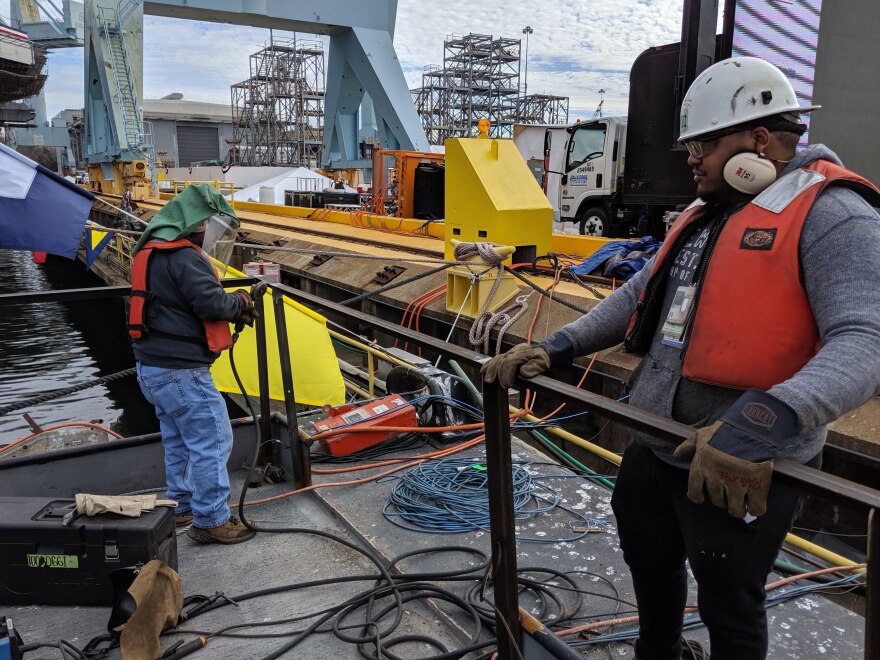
[242,408,533,506]
[551,564,866,639]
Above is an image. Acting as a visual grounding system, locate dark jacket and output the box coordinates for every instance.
[132,244,244,368]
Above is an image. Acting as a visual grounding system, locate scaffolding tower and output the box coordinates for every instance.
[412,33,569,144]
[230,38,325,167]
[517,94,570,126]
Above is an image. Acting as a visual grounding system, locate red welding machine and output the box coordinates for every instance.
[302,394,417,456]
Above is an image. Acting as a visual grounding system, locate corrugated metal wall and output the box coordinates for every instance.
[176,124,220,166]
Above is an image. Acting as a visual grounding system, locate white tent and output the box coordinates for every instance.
[232,167,336,205]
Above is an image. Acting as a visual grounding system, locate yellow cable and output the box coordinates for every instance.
[520,411,864,571]
[784,533,865,573]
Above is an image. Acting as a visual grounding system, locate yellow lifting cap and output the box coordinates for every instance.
[477,118,491,138]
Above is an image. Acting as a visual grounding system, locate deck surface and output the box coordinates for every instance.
[10,434,865,659]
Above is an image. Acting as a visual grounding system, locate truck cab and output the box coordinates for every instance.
[558,117,627,235]
[513,117,627,236]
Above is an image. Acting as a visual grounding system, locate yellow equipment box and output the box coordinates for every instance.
[444,137,553,265]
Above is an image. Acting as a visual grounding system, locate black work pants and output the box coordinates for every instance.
[611,441,814,660]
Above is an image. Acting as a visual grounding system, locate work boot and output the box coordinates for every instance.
[187,517,256,544]
[174,511,192,528]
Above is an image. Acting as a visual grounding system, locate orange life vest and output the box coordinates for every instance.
[625,159,880,391]
[128,238,233,353]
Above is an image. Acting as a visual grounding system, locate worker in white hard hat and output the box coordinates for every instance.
[483,56,880,659]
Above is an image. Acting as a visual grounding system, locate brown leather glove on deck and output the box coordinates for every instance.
[480,343,551,390]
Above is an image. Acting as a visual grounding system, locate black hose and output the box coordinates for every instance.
[503,266,593,315]
[227,330,407,660]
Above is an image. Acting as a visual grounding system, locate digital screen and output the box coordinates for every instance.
[733,0,823,145]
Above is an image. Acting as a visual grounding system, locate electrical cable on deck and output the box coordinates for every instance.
[381,456,602,541]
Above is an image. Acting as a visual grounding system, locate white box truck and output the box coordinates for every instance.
[514,117,628,236]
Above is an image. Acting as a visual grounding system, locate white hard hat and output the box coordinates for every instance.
[678,56,819,142]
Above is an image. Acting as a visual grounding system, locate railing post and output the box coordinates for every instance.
[482,378,521,658]
[252,290,273,465]
[271,288,311,489]
[867,508,879,660]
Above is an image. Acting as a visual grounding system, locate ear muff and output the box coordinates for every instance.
[723,152,778,195]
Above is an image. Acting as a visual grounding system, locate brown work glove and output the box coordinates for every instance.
[480,343,551,389]
[674,389,798,518]
[231,289,258,326]
[674,421,774,518]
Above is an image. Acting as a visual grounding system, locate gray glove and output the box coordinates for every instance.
[481,343,551,389]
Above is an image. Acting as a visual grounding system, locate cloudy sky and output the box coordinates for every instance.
[4,0,690,122]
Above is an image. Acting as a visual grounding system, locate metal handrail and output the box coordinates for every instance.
[96,4,143,154]
[168,180,236,201]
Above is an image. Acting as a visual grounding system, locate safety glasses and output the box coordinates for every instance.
[681,127,752,158]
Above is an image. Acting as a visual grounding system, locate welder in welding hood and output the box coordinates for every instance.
[129,183,257,545]
[133,184,238,270]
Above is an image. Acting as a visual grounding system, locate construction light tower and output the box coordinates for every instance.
[593,88,605,118]
[521,25,532,98]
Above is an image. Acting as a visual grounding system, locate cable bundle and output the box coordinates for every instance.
[383,457,594,541]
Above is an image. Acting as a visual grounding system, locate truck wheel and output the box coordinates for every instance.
[578,207,610,236]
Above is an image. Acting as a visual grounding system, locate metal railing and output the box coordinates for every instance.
[96,4,144,154]
[164,180,236,201]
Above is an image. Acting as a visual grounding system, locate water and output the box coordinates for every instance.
[0,251,158,444]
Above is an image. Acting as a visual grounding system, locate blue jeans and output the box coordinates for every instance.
[136,363,233,528]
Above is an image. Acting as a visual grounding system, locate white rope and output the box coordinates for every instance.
[451,242,531,356]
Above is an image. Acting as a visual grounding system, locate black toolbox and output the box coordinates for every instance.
[0,497,177,606]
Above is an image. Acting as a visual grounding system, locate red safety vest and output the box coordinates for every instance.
[128,238,233,353]
[625,159,880,391]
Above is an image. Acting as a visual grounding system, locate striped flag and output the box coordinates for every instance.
[0,142,95,259]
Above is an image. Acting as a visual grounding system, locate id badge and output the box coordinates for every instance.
[661,285,696,348]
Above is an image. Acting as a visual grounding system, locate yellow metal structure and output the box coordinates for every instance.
[446,241,520,317]
[167,180,236,200]
[444,137,553,262]
[87,160,151,200]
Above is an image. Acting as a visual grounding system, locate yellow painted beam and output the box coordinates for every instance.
[150,194,625,262]
[232,200,447,239]
[551,234,621,260]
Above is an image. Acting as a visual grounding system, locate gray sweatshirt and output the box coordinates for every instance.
[552,144,880,467]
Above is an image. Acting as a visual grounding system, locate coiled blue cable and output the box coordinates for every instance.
[382,457,603,542]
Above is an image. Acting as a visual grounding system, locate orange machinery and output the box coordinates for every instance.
[370,148,445,218]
